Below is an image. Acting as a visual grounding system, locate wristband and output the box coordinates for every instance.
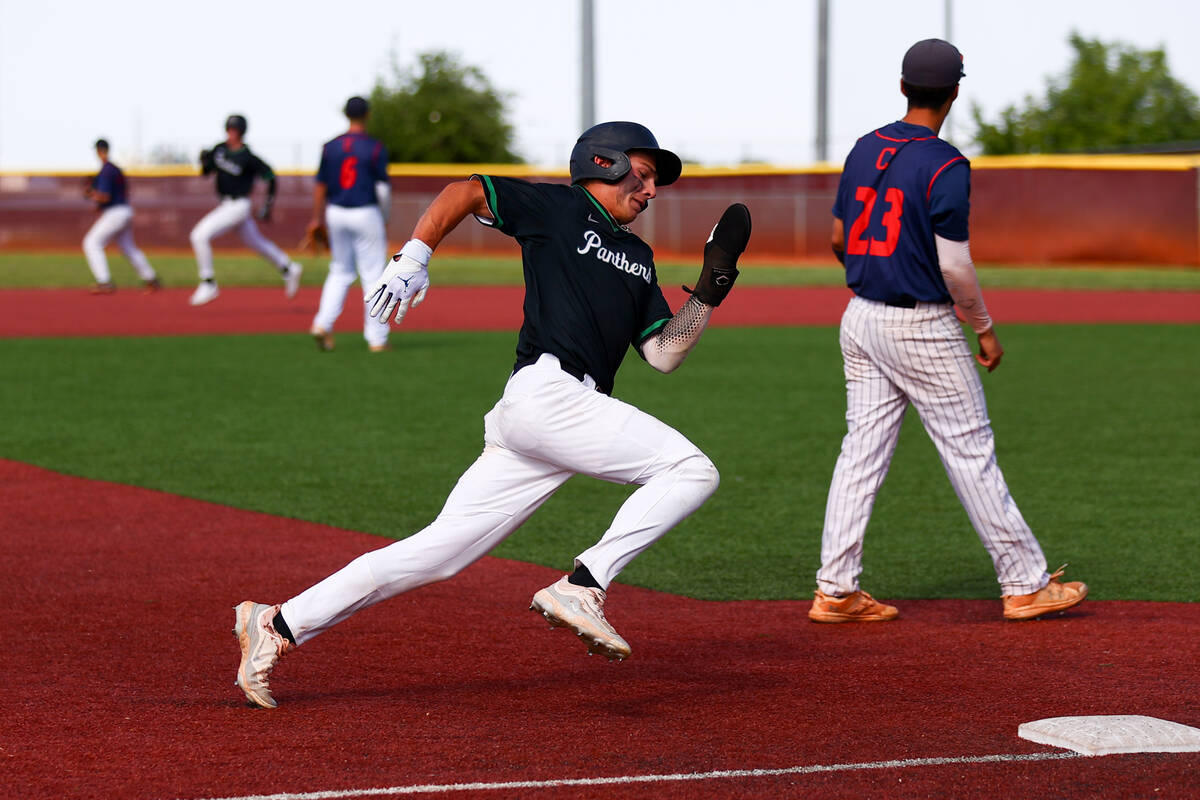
[400,238,433,268]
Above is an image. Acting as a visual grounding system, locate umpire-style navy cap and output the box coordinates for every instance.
[901,39,965,88]
[344,96,369,119]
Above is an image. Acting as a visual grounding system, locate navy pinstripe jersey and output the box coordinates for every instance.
[832,120,970,305]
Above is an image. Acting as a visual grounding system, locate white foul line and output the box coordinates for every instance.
[185,751,1083,800]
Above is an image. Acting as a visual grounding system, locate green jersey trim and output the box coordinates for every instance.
[637,317,669,343]
[475,174,504,228]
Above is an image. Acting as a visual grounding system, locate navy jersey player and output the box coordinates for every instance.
[82,138,159,294]
[306,96,392,352]
[808,39,1086,623]
[231,121,752,708]
[188,114,302,306]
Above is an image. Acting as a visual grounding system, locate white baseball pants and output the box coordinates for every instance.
[281,353,719,645]
[189,197,290,280]
[82,205,156,284]
[311,204,390,348]
[817,295,1049,597]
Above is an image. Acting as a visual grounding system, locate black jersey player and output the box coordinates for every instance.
[188,114,302,306]
[231,121,752,708]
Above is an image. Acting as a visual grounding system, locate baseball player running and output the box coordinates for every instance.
[188,114,302,306]
[82,138,160,294]
[305,96,392,352]
[232,121,752,708]
[810,39,1086,623]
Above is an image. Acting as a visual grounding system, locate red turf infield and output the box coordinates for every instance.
[2,459,1198,800]
[1,283,1198,338]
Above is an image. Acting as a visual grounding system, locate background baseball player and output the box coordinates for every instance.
[188,114,302,306]
[304,96,392,352]
[810,39,1086,623]
[232,121,752,708]
[81,138,160,294]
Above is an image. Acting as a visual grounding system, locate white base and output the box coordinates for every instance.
[1019,715,1200,756]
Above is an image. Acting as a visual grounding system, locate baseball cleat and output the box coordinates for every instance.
[1002,564,1088,620]
[530,576,631,661]
[310,326,334,352]
[284,262,303,299]
[368,343,392,353]
[233,601,291,708]
[89,282,117,295]
[189,281,219,306]
[808,589,899,623]
[141,277,162,294]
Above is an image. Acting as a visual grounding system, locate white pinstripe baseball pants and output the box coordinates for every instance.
[281,353,719,646]
[816,295,1049,597]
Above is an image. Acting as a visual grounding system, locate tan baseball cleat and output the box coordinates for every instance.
[310,326,334,352]
[233,601,292,708]
[530,576,631,661]
[1002,565,1088,620]
[808,589,899,623]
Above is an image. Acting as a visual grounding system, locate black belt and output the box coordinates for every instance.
[885,298,917,309]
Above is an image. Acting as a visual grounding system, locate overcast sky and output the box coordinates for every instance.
[2,1,1198,172]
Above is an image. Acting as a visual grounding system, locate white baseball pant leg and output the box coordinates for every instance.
[312,204,390,347]
[817,296,1048,597]
[190,197,289,280]
[190,198,251,280]
[281,353,719,645]
[236,215,291,271]
[84,205,154,283]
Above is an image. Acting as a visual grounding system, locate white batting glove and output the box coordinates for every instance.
[368,239,432,325]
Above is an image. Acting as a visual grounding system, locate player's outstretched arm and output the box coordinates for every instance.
[645,203,752,373]
[367,180,491,325]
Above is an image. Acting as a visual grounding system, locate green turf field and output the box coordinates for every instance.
[3,325,1196,602]
[4,251,1200,291]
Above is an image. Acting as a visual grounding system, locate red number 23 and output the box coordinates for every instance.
[847,186,904,256]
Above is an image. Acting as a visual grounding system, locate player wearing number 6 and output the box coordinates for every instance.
[810,39,1086,623]
[305,96,392,352]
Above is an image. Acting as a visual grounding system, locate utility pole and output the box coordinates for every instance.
[816,0,829,162]
[581,0,596,132]
[944,0,954,143]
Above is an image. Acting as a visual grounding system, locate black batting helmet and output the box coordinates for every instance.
[569,121,682,187]
[225,114,248,135]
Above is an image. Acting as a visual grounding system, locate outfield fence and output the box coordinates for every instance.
[2,155,1199,264]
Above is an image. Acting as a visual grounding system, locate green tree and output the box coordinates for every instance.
[366,50,522,163]
[972,33,1200,154]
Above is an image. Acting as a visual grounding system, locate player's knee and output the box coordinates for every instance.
[189,227,207,248]
[678,451,720,497]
